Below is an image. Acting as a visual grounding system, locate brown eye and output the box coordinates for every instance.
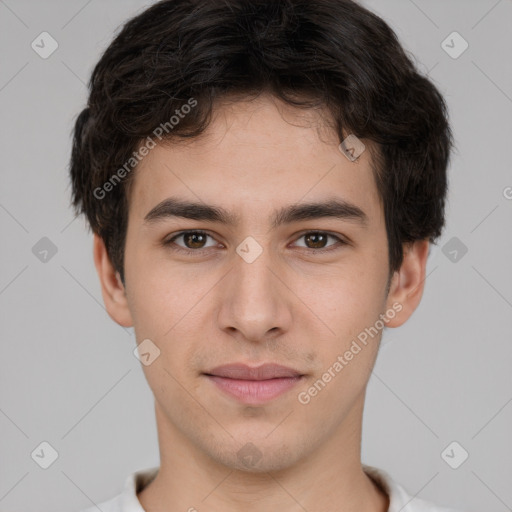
[293,231,344,251]
[304,232,329,249]
[164,230,218,253]
[183,232,208,249]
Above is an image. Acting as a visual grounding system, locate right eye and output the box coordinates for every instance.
[162,230,221,254]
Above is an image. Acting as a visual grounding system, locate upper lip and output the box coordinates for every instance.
[204,363,303,380]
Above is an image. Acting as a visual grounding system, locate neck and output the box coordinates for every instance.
[137,396,389,512]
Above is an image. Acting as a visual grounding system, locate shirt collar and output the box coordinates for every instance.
[120,464,430,512]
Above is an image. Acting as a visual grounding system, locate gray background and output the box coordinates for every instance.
[0,1,511,511]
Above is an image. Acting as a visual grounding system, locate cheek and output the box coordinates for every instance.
[300,256,388,386]
[124,243,194,335]
[308,263,386,333]
[125,249,214,373]
[299,272,386,413]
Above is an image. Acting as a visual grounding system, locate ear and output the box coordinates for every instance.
[93,233,133,327]
[384,239,430,328]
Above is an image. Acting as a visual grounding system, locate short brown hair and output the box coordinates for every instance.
[69,0,454,285]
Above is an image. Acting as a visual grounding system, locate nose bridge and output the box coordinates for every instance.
[217,238,291,340]
[235,241,275,297]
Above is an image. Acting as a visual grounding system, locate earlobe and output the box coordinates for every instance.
[93,233,134,327]
[385,240,430,328]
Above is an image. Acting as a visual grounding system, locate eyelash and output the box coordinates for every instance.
[162,230,348,255]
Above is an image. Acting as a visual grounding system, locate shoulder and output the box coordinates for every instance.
[363,465,466,512]
[75,466,158,512]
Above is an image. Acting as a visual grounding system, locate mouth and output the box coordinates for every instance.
[203,363,306,404]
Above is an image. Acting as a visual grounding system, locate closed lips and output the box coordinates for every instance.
[204,363,304,380]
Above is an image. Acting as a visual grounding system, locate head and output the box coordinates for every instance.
[69,0,453,473]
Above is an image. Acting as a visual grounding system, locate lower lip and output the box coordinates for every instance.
[205,375,303,404]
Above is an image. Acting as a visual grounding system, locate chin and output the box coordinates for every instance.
[203,434,308,474]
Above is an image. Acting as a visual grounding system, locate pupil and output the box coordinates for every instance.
[306,233,326,248]
[186,233,205,248]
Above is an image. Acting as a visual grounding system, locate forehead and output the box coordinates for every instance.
[128,95,383,227]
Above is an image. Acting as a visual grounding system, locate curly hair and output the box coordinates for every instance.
[69,0,454,285]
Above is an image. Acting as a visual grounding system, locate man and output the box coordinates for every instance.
[69,0,461,510]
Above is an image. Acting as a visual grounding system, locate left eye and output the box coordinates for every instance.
[163,230,345,253]
[292,231,342,250]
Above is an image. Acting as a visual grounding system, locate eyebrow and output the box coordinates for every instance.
[143,196,369,229]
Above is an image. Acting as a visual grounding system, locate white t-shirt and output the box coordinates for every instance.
[78,465,464,512]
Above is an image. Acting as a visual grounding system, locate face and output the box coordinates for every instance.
[94,94,428,473]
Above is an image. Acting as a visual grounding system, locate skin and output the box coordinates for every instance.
[93,93,429,512]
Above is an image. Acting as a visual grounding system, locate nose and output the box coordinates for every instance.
[216,244,293,344]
